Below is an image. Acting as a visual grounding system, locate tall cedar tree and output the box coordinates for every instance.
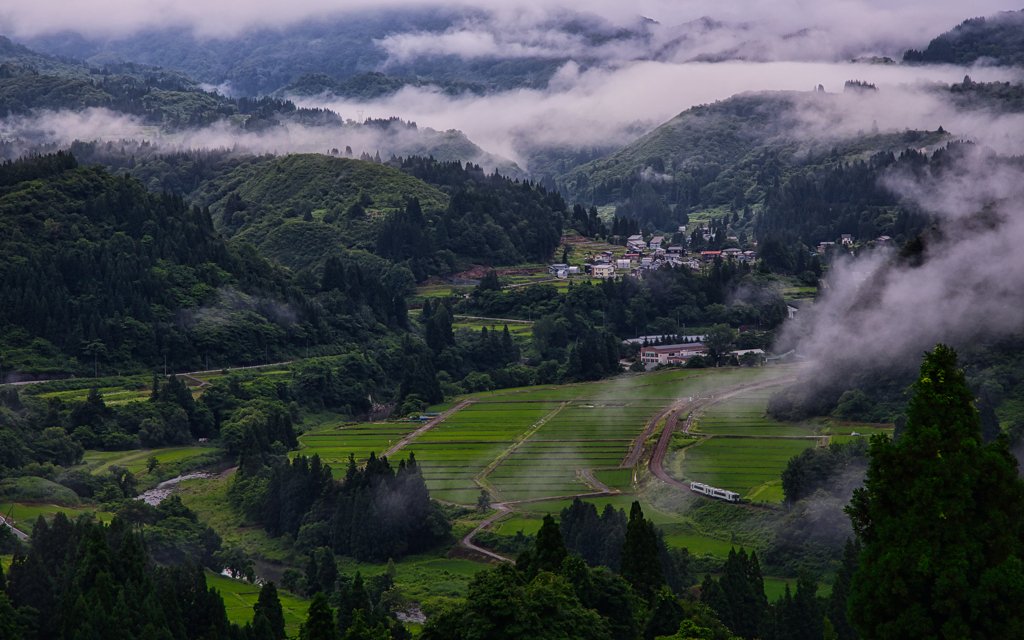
[300,593,338,640]
[846,344,1024,639]
[534,513,568,573]
[827,539,861,640]
[619,501,664,601]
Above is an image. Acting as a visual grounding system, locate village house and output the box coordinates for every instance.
[649,236,664,250]
[841,234,854,245]
[627,234,647,251]
[592,263,615,278]
[616,259,631,269]
[700,250,722,263]
[721,247,742,259]
[624,252,641,263]
[549,263,568,274]
[640,342,706,365]
[817,241,835,253]
[666,246,684,257]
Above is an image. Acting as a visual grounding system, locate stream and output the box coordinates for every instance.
[135,472,215,505]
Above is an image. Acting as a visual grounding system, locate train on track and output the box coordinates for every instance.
[690,481,740,502]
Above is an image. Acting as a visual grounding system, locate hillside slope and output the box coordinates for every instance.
[904,10,1024,66]
[560,90,946,243]
[0,153,411,378]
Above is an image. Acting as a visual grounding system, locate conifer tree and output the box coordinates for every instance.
[827,539,860,640]
[300,593,337,640]
[619,501,664,601]
[846,344,1024,638]
[254,582,286,639]
[534,514,568,573]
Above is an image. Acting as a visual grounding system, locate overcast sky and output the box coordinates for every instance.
[1,0,1021,53]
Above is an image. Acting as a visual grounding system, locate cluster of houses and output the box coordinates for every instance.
[551,231,758,280]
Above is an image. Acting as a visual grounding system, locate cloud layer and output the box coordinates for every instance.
[294,60,1023,168]
[783,144,1024,379]
[1,0,1022,62]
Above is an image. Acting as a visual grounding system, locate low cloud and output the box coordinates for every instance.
[786,144,1024,375]
[294,59,1022,169]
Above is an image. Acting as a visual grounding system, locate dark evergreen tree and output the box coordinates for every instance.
[300,593,338,640]
[619,501,664,601]
[846,344,1024,638]
[534,514,568,573]
[827,539,860,640]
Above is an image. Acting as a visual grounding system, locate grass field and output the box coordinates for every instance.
[206,571,310,635]
[0,502,114,528]
[668,437,817,499]
[82,446,213,476]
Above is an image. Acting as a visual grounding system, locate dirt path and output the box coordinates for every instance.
[462,503,515,563]
[578,468,613,493]
[381,400,473,459]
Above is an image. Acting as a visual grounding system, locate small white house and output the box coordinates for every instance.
[549,263,568,274]
[649,236,664,250]
[616,259,631,269]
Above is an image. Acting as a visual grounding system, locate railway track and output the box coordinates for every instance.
[460,373,800,558]
[649,376,798,509]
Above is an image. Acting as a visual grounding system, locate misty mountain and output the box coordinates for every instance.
[17,9,580,97]
[904,9,1024,66]
[275,71,488,102]
[561,90,947,238]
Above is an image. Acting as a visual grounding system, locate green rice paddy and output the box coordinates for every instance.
[206,571,310,635]
[670,437,817,499]
[297,366,804,505]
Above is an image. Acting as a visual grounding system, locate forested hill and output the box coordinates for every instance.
[0,153,412,379]
[904,10,1024,66]
[560,90,946,244]
[190,153,565,280]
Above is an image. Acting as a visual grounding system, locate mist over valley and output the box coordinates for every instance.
[2,3,1024,640]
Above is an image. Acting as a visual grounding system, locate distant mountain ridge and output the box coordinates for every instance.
[904,10,1024,66]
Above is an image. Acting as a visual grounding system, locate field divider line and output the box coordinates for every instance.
[380,400,474,459]
[473,401,571,501]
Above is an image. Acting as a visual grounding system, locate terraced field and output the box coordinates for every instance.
[298,365,803,505]
[691,388,811,437]
[486,398,667,500]
[296,421,421,478]
[414,402,560,503]
[671,438,816,498]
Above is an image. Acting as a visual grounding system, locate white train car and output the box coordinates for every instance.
[690,481,740,502]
